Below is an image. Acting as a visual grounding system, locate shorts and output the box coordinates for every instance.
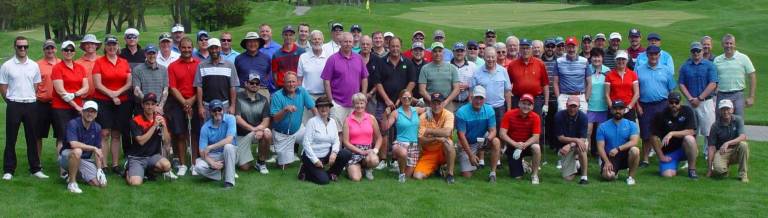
[393,141,419,167]
[59,149,98,182]
[600,150,630,174]
[126,154,164,177]
[560,148,581,177]
[658,148,687,174]
[95,99,133,130]
[639,100,668,139]
[330,101,352,131]
[414,143,447,176]
[35,101,55,139]
[236,132,265,166]
[165,98,202,136]
[348,144,373,165]
[459,142,487,172]
[693,99,716,136]
[52,109,79,141]
[272,127,304,165]
[587,111,609,123]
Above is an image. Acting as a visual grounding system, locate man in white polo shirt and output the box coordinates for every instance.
[0,36,48,180]
[298,30,330,122]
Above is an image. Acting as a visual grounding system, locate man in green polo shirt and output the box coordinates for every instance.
[713,34,757,116]
[418,42,460,112]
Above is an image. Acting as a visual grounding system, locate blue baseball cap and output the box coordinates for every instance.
[453,42,466,50]
[208,99,225,110]
[466,40,479,47]
[544,39,556,46]
[197,30,209,41]
[647,33,661,41]
[646,45,661,54]
[519,38,532,46]
[144,44,158,53]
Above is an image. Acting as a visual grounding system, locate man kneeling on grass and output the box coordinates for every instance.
[707,99,749,183]
[60,101,107,193]
[126,93,174,186]
[650,92,699,179]
[596,100,640,185]
[195,99,239,189]
[413,93,456,184]
[555,96,589,184]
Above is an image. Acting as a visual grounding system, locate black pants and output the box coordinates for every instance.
[4,102,41,174]
[544,100,558,150]
[300,149,352,185]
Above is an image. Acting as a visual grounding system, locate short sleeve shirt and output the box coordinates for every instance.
[708,115,745,150]
[418,62,459,98]
[235,52,272,90]
[554,110,588,149]
[235,90,270,136]
[320,52,369,107]
[168,58,200,99]
[199,114,237,154]
[714,51,755,92]
[555,56,590,94]
[373,57,418,103]
[297,50,329,94]
[156,51,181,68]
[678,58,718,99]
[50,62,87,109]
[455,104,496,144]
[471,65,512,108]
[36,58,61,102]
[418,109,455,150]
[63,118,102,159]
[500,109,541,142]
[129,115,162,157]
[588,66,610,111]
[271,44,305,90]
[119,47,145,69]
[0,57,42,101]
[596,118,639,151]
[131,63,168,97]
[270,87,315,134]
[636,63,676,103]
[652,105,696,152]
[193,59,240,102]
[92,56,131,101]
[507,57,549,96]
[605,69,638,107]
[75,56,100,98]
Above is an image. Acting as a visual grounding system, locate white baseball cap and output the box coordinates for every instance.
[615,50,629,60]
[609,32,622,41]
[207,38,221,48]
[124,28,140,36]
[718,99,734,109]
[472,86,486,99]
[83,101,98,111]
[384,32,395,38]
[171,24,185,33]
[61,41,76,50]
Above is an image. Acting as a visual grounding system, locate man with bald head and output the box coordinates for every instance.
[505,36,519,67]
[321,32,369,129]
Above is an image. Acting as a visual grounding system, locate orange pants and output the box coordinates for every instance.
[414,142,446,176]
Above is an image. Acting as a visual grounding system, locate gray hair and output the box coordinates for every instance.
[505,35,519,44]
[494,42,506,50]
[310,30,324,39]
[532,40,543,47]
[352,92,367,104]
[721,33,735,42]
[700,35,712,43]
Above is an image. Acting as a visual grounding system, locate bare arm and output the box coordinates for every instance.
[323,80,333,102]
[419,83,430,102]
[553,76,560,97]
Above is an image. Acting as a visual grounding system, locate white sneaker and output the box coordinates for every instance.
[375,161,387,170]
[389,161,400,172]
[176,165,188,176]
[680,162,689,170]
[648,150,656,157]
[67,182,83,194]
[265,155,277,163]
[626,176,636,186]
[191,167,198,176]
[398,173,406,183]
[2,173,12,180]
[164,171,178,180]
[256,163,269,174]
[556,160,563,169]
[365,169,374,180]
[531,175,540,185]
[95,169,107,185]
[235,173,239,179]
[31,171,49,179]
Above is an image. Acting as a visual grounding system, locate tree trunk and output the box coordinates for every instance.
[44,23,51,40]
[137,0,146,31]
[80,6,90,36]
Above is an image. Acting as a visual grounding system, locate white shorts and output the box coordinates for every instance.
[331,100,353,132]
[272,126,304,165]
[459,142,486,172]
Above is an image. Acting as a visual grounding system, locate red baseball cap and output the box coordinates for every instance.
[520,94,535,103]
[565,36,578,46]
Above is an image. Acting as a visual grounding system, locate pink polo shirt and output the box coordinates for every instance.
[347,113,374,145]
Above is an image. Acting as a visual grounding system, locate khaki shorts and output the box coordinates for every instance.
[560,148,579,177]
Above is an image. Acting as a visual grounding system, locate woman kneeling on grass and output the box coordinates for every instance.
[343,93,383,181]
[299,97,352,185]
[382,90,427,183]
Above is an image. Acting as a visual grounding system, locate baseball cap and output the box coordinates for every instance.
[208,99,225,110]
[430,42,444,50]
[207,38,221,48]
[83,101,99,111]
[566,95,580,107]
[520,94,535,103]
[240,32,265,50]
[61,41,76,50]
[412,31,425,38]
[519,38,532,46]
[104,35,118,44]
[646,45,661,54]
[282,25,295,34]
[582,34,592,42]
[609,32,622,41]
[472,86,486,99]
[433,30,445,39]
[647,33,662,41]
[453,42,466,51]
[144,44,158,53]
[350,24,362,32]
[197,30,209,41]
[629,28,641,37]
[124,28,140,37]
[485,29,496,35]
[611,100,626,108]
[383,32,395,38]
[718,99,734,109]
[595,33,606,40]
[331,22,343,31]
[171,24,185,33]
[466,40,479,47]
[555,36,565,45]
[431,93,446,102]
[412,42,425,50]
[668,92,682,102]
[565,36,578,46]
[43,40,56,49]
[544,39,556,46]
[159,32,172,42]
[690,41,703,51]
[143,92,158,103]
[615,50,628,60]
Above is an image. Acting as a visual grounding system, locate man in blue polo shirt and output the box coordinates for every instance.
[635,33,674,72]
[456,86,500,182]
[195,99,238,189]
[271,73,317,168]
[59,101,107,193]
[596,100,640,185]
[555,96,589,184]
[678,41,718,157]
[636,45,677,168]
[471,46,512,127]
[554,36,589,112]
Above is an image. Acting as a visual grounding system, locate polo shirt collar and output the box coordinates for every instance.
[312,50,327,58]
[144,62,159,70]
[12,56,29,64]
[385,56,405,65]
[451,58,469,68]
[566,54,579,62]
[208,58,226,65]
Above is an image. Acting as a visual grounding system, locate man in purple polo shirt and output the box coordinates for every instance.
[321,32,369,130]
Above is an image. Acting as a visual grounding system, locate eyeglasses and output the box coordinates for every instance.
[413,37,425,40]
[221,39,232,42]
[16,45,29,50]
[467,47,478,50]
[556,44,565,47]
[669,101,680,105]
[212,108,224,113]
[497,51,506,54]
[62,48,75,53]
[401,96,412,100]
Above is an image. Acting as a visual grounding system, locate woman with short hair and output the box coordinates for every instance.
[343,93,383,181]
[300,96,352,185]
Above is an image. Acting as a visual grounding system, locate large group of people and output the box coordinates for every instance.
[0,22,756,193]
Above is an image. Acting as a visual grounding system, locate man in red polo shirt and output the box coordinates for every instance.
[167,37,201,176]
[271,25,305,90]
[499,94,542,185]
[507,38,550,116]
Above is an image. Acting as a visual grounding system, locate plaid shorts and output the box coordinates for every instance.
[348,144,373,165]
[394,141,420,167]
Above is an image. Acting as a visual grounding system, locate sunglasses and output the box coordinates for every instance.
[497,51,506,54]
[125,35,138,39]
[556,44,565,47]
[332,29,343,32]
[467,47,478,50]
[198,38,208,41]
[212,108,224,113]
[16,45,29,50]
[62,48,75,53]
[221,39,232,42]
[247,81,259,85]
[669,101,680,105]
[545,45,556,48]
[413,37,425,40]
[691,49,702,53]
[401,96,412,100]
[486,35,496,38]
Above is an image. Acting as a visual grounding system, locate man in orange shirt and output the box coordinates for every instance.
[413,93,456,184]
[75,34,102,98]
[36,40,61,162]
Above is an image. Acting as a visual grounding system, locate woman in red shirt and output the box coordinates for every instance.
[92,35,133,175]
[51,41,89,165]
[604,50,640,121]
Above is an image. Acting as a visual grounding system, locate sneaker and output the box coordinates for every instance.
[60,171,69,180]
[235,173,239,179]
[111,166,124,177]
[365,169,374,180]
[96,169,107,185]
[265,155,277,163]
[164,171,178,180]
[223,182,234,189]
[488,172,497,183]
[688,169,698,180]
[626,177,636,185]
[67,182,83,194]
[445,174,455,184]
[389,161,400,172]
[398,173,406,183]
[375,161,387,170]
[531,175,540,185]
[478,159,486,169]
[680,162,689,170]
[556,159,563,169]
[639,161,650,168]
[31,171,49,179]
[579,176,588,185]
[191,167,198,176]
[176,165,188,176]
[740,175,749,183]
[256,163,269,174]
[2,173,12,180]
[496,160,503,169]
[329,173,338,181]
[648,149,656,157]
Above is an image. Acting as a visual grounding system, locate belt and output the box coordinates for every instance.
[718,90,743,94]
[563,92,584,95]
[8,99,36,103]
[640,98,667,104]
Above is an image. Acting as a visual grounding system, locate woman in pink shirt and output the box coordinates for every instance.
[343,93,382,181]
